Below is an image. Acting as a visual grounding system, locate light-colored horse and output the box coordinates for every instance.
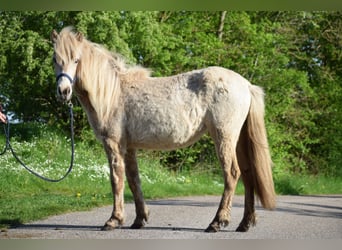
[51,27,276,233]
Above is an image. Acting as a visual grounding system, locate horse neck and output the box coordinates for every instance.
[75,44,122,131]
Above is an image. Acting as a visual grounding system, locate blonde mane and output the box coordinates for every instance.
[57,27,151,126]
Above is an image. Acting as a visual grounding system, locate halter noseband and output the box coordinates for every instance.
[56,73,75,85]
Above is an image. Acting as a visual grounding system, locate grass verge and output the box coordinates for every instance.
[0,122,340,229]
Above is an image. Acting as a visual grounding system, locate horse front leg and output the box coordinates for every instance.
[125,149,149,229]
[102,138,126,231]
[205,138,241,233]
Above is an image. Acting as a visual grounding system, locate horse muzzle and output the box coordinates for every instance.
[56,73,74,102]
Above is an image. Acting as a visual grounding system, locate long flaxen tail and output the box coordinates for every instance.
[245,85,276,210]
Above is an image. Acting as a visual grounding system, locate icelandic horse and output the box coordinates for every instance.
[51,27,275,233]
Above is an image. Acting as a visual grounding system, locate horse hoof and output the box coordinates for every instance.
[101,224,115,231]
[204,224,220,233]
[236,225,249,232]
[130,218,147,229]
[130,223,144,229]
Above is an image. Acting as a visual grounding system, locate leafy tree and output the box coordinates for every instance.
[0,11,339,176]
[288,12,341,175]
[0,12,73,124]
[253,11,341,175]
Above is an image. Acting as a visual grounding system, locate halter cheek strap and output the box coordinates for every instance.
[56,72,75,85]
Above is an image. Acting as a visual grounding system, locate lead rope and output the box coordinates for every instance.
[0,103,75,182]
[0,115,10,156]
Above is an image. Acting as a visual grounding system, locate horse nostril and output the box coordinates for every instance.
[58,87,62,97]
[63,87,70,97]
[58,86,71,100]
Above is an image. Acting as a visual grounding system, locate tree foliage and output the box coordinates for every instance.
[0,11,340,176]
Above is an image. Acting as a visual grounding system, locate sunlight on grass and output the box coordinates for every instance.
[0,123,340,229]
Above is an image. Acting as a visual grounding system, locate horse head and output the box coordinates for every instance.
[51,27,83,103]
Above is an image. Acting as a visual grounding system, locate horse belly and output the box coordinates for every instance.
[126,102,207,150]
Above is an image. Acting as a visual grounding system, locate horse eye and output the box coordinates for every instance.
[75,59,79,64]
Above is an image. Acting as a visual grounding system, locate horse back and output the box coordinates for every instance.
[121,66,251,150]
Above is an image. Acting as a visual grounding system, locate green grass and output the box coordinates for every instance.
[0,122,341,229]
[275,174,342,195]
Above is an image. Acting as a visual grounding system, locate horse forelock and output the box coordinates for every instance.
[54,27,81,62]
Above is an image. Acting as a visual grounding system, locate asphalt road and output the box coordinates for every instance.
[1,195,341,239]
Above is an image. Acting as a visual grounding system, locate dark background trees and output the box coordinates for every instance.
[0,11,340,177]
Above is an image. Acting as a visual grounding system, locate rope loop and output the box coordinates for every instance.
[0,105,75,182]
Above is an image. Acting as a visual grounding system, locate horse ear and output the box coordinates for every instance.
[51,29,58,43]
[75,31,83,42]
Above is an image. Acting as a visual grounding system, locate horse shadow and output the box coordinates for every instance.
[11,223,234,233]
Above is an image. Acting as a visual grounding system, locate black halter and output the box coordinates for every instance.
[56,72,74,85]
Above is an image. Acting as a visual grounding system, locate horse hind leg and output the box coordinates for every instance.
[205,131,241,232]
[236,123,256,232]
[236,179,257,232]
[124,149,149,229]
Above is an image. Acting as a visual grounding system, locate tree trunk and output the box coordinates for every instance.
[218,11,227,40]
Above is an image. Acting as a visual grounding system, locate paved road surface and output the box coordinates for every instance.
[1,195,341,239]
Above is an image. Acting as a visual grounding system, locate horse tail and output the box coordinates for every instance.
[243,84,276,209]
